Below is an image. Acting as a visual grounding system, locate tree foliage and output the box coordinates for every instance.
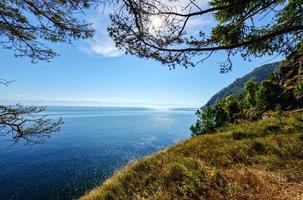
[191,50,303,136]
[255,79,284,108]
[191,95,242,136]
[0,104,63,144]
[1,0,302,68]
[294,80,303,97]
[0,0,96,62]
[207,62,278,105]
[244,80,259,108]
[108,0,303,71]
[191,77,296,136]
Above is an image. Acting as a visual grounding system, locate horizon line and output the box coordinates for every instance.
[0,99,200,109]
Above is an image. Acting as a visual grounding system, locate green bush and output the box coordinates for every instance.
[244,80,259,108]
[232,131,252,140]
[191,96,242,136]
[191,106,217,136]
[191,76,296,137]
[191,102,232,136]
[293,115,303,132]
[243,110,262,121]
[224,96,242,122]
[255,80,284,109]
[294,80,303,97]
[274,104,285,118]
[251,141,266,153]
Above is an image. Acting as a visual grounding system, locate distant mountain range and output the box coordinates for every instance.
[206,62,280,106]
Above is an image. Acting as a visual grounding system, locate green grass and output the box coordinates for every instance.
[80,112,303,200]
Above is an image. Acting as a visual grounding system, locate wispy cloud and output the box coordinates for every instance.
[80,6,123,58]
[88,37,122,57]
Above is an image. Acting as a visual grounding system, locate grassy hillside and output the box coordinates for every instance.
[80,112,303,200]
[206,62,279,106]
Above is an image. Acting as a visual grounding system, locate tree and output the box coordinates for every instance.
[0,0,96,62]
[0,104,63,144]
[244,80,259,108]
[0,81,63,144]
[224,95,241,122]
[108,0,303,71]
[255,79,283,109]
[0,1,96,143]
[191,106,216,136]
[191,101,228,136]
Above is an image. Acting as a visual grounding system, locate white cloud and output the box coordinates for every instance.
[89,38,122,57]
[80,6,123,58]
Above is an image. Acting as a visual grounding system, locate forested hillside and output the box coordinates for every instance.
[206,62,279,106]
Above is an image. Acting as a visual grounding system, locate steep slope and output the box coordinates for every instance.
[206,62,279,106]
[276,51,303,106]
[80,112,303,200]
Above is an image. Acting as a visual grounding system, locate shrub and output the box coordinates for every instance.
[191,96,243,136]
[224,96,242,122]
[275,104,284,118]
[256,80,284,109]
[293,115,303,132]
[251,141,266,153]
[232,131,252,140]
[191,104,229,136]
[243,110,262,121]
[294,80,303,97]
[191,106,217,136]
[244,80,259,108]
[263,124,281,134]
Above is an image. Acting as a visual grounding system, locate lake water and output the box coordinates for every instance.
[0,107,196,200]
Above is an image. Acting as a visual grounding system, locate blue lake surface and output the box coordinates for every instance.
[0,107,196,200]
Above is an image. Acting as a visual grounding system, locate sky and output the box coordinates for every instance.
[0,1,283,108]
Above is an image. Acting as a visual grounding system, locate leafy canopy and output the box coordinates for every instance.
[191,77,297,136]
[1,0,302,68]
[0,0,97,62]
[0,104,63,144]
[108,0,303,71]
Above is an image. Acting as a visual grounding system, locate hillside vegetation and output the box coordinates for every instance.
[80,112,303,200]
[206,62,279,106]
[191,51,302,136]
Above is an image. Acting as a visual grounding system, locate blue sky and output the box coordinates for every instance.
[0,2,282,108]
